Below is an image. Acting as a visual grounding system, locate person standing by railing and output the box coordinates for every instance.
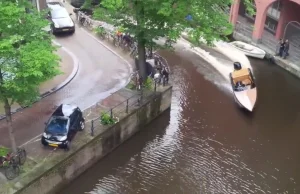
[276,38,285,57]
[283,39,289,59]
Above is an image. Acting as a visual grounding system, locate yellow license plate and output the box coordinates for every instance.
[62,29,69,31]
[49,144,58,147]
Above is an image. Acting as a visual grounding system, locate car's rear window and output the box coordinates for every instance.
[46,117,68,134]
[51,8,69,19]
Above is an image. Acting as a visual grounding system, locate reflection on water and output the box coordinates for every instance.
[60,49,300,194]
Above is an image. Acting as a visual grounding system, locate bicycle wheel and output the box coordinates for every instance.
[17,148,26,165]
[80,17,86,26]
[5,164,20,180]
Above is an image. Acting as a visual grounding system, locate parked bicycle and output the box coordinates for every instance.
[130,71,142,90]
[0,147,26,180]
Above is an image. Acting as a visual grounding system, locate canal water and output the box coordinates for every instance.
[59,41,300,194]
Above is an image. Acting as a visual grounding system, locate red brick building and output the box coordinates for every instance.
[230,0,300,42]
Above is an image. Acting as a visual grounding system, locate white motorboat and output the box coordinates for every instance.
[229,41,266,59]
[229,62,257,112]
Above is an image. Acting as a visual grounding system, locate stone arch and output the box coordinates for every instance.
[254,0,276,16]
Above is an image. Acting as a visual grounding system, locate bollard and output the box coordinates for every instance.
[110,109,113,118]
[154,81,157,92]
[126,99,129,113]
[91,120,94,136]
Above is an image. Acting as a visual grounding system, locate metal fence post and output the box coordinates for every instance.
[110,109,113,118]
[91,120,94,136]
[141,88,144,102]
[126,99,129,113]
[154,80,157,92]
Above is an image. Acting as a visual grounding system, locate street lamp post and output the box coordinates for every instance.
[283,21,300,40]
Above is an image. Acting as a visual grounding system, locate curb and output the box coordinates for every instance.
[0,40,79,121]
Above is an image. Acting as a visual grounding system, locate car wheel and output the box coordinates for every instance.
[79,120,85,131]
[50,27,56,35]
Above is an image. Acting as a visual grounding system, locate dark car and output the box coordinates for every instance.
[47,4,75,34]
[41,104,85,150]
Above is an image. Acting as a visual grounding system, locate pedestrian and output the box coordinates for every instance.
[156,61,162,73]
[138,76,143,90]
[278,39,285,57]
[162,68,169,85]
[275,38,282,56]
[283,39,289,59]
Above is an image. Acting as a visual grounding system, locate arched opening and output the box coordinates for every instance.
[259,0,281,48]
[234,0,256,40]
[283,21,300,47]
[260,0,300,63]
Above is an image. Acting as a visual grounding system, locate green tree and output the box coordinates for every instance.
[0,0,60,152]
[98,0,239,78]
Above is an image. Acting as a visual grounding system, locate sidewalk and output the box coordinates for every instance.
[0,47,75,118]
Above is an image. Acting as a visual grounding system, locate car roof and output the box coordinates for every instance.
[52,104,79,117]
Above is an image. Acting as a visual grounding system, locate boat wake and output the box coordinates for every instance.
[175,38,252,93]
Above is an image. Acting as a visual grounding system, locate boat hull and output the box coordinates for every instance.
[229,41,266,59]
[243,52,265,59]
[233,88,257,111]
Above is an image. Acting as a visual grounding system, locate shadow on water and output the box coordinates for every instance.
[58,109,171,194]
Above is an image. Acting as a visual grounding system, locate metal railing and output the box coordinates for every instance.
[90,87,158,136]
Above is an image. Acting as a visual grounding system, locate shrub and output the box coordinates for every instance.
[0,146,10,157]
[144,77,153,89]
[94,26,106,36]
[126,80,136,90]
[93,7,114,24]
[100,112,117,125]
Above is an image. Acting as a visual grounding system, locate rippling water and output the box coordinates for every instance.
[60,47,300,194]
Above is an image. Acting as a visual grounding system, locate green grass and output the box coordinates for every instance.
[0,146,10,157]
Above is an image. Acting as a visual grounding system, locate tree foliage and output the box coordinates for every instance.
[100,0,235,44]
[97,0,239,77]
[0,0,60,151]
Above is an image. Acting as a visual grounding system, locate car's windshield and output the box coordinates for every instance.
[46,117,68,134]
[51,9,69,19]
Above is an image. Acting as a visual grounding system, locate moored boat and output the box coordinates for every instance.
[229,41,266,59]
[229,62,257,111]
